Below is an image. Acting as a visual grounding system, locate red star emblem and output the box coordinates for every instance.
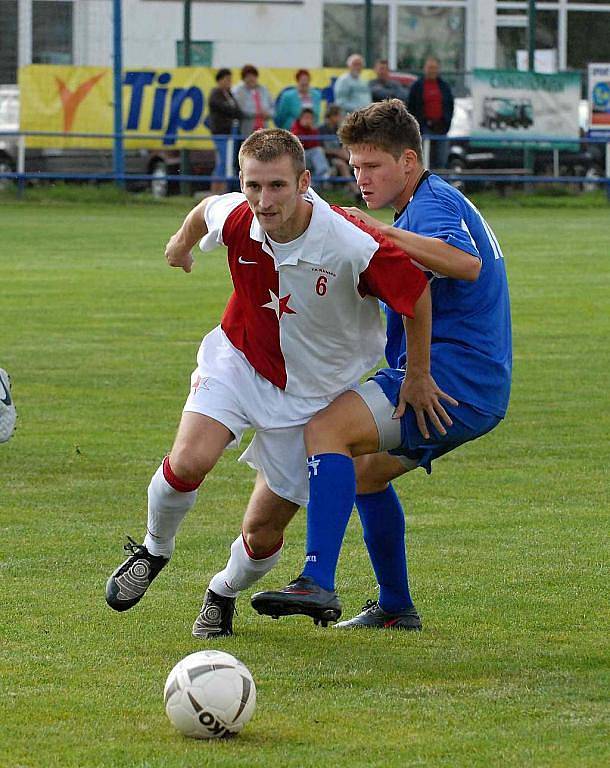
[262,289,297,319]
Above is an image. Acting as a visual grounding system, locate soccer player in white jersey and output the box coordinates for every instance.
[105,128,455,637]
[252,100,511,629]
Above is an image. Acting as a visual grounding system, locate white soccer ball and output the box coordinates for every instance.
[164,650,256,739]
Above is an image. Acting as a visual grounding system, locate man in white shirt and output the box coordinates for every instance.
[334,54,373,114]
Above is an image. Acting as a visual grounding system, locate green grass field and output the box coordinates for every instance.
[1,191,608,767]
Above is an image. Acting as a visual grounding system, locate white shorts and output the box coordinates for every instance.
[183,326,353,506]
[352,380,418,471]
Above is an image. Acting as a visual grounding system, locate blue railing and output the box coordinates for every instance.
[0,130,608,193]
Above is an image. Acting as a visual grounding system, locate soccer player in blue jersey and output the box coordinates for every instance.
[251,99,512,629]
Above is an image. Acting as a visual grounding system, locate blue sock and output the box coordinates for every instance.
[356,484,415,612]
[302,453,356,591]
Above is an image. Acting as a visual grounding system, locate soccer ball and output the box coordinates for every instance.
[164,650,256,739]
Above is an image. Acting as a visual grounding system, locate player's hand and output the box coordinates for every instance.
[165,234,194,273]
[342,207,384,231]
[393,371,459,440]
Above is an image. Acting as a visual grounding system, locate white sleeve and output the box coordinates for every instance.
[199,193,246,252]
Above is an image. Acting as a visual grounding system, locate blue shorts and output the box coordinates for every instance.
[366,368,502,474]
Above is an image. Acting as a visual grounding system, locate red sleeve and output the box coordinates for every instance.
[332,206,428,318]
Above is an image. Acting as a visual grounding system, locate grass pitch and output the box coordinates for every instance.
[0,192,608,767]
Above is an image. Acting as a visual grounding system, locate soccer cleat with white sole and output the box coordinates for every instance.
[105,536,169,612]
[333,599,422,630]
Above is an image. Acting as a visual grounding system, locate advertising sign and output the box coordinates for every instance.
[588,63,610,136]
[471,69,581,148]
[18,65,352,150]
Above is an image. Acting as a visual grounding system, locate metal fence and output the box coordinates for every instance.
[1,130,609,196]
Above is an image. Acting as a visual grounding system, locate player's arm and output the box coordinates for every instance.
[394,286,459,439]
[362,244,458,437]
[343,207,481,281]
[165,198,212,273]
[383,228,480,281]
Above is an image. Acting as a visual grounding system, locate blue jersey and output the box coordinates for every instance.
[385,173,512,418]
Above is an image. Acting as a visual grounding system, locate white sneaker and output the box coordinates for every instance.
[0,368,17,443]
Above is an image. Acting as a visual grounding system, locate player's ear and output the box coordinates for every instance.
[401,148,418,173]
[298,169,311,193]
[238,170,244,192]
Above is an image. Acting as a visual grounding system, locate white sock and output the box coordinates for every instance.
[143,460,198,558]
[209,534,283,598]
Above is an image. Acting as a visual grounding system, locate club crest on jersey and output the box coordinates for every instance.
[262,289,297,319]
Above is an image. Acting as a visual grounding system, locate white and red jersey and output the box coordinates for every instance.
[200,189,427,398]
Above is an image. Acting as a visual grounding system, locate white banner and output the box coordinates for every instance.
[471,69,581,147]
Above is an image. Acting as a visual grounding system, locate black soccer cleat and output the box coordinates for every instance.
[251,575,342,626]
[334,599,422,631]
[105,536,169,612]
[192,589,236,639]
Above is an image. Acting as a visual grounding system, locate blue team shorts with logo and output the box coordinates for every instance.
[362,368,502,474]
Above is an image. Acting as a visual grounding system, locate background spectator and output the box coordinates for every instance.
[291,107,330,181]
[319,104,359,198]
[207,68,243,193]
[232,64,274,138]
[407,56,454,169]
[369,59,410,104]
[333,54,372,114]
[275,69,323,130]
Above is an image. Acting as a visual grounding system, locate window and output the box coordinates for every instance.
[32,0,73,65]
[323,3,389,67]
[567,11,610,71]
[496,11,558,70]
[496,25,526,71]
[0,1,18,83]
[396,6,465,73]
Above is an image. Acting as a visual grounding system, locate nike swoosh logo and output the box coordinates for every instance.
[238,256,257,265]
[0,378,11,406]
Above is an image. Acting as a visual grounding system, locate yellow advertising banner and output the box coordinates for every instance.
[19,65,362,150]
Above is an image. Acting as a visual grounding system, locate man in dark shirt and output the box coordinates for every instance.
[407,57,454,169]
[369,60,409,105]
[208,68,243,193]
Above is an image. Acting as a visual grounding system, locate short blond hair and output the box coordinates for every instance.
[239,129,306,178]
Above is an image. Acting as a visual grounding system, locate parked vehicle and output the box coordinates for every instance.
[0,85,215,196]
[445,97,604,191]
[147,149,216,198]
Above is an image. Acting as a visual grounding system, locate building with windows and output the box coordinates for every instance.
[2,1,610,87]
